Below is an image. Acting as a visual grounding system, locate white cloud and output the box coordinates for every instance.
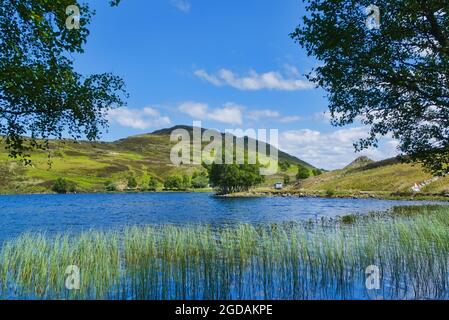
[170,0,191,12]
[279,127,399,170]
[178,102,243,125]
[283,64,300,77]
[246,109,302,123]
[178,102,303,126]
[247,109,280,121]
[194,68,314,91]
[178,102,208,119]
[106,107,171,130]
[279,116,302,123]
[193,70,221,86]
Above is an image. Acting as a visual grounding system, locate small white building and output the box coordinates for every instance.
[411,183,421,193]
[274,182,283,190]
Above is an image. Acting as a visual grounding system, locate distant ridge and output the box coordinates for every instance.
[344,156,374,170]
[149,125,314,169]
[297,155,449,195]
[150,125,205,135]
[0,125,316,194]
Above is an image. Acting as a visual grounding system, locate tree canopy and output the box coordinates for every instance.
[0,0,127,162]
[291,1,449,175]
[191,171,209,189]
[147,176,158,191]
[208,163,264,195]
[52,177,76,194]
[164,174,191,191]
[296,165,310,180]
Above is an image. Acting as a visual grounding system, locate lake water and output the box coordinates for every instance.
[0,192,441,242]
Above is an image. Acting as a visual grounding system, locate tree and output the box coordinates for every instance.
[279,160,291,172]
[296,165,310,180]
[283,175,291,186]
[127,176,138,189]
[208,163,264,195]
[105,180,117,192]
[147,176,158,191]
[191,171,209,189]
[164,175,183,190]
[0,0,127,163]
[52,177,76,194]
[313,169,323,176]
[291,1,449,175]
[181,174,191,190]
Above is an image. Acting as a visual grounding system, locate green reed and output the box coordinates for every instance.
[0,206,449,299]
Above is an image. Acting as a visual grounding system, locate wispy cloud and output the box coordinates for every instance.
[247,109,280,121]
[246,109,302,123]
[279,116,302,123]
[279,127,399,170]
[106,107,171,130]
[283,64,301,77]
[178,102,243,125]
[194,68,314,91]
[170,0,191,13]
[179,102,303,126]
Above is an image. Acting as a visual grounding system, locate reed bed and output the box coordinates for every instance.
[0,206,448,300]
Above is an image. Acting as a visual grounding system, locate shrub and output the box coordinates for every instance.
[283,175,291,186]
[341,214,357,224]
[52,178,76,194]
[147,176,158,191]
[325,189,335,197]
[105,181,117,192]
[296,165,310,180]
[181,174,191,190]
[279,160,291,172]
[164,175,183,190]
[127,176,138,189]
[313,169,323,176]
[191,171,209,189]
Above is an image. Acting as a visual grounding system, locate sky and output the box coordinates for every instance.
[73,0,399,170]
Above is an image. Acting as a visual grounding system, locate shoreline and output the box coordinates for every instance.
[1,188,448,202]
[216,189,449,202]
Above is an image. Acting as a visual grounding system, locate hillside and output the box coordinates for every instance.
[297,156,449,196]
[0,125,313,194]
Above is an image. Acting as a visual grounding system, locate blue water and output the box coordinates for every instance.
[0,192,442,242]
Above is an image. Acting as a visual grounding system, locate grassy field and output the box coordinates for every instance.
[2,128,448,198]
[0,126,310,194]
[1,205,448,300]
[296,157,449,196]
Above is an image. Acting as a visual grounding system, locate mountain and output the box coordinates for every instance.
[297,156,449,195]
[343,156,374,170]
[0,125,314,194]
[150,125,313,168]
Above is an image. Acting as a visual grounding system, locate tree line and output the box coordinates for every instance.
[52,161,323,194]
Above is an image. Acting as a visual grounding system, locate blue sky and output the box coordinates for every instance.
[73,0,398,169]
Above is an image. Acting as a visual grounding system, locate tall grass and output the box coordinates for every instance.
[0,206,449,299]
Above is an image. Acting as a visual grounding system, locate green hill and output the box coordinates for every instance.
[0,125,313,194]
[297,156,449,196]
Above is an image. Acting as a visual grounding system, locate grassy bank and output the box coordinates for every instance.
[0,127,309,195]
[296,157,449,197]
[223,188,449,201]
[0,205,448,300]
